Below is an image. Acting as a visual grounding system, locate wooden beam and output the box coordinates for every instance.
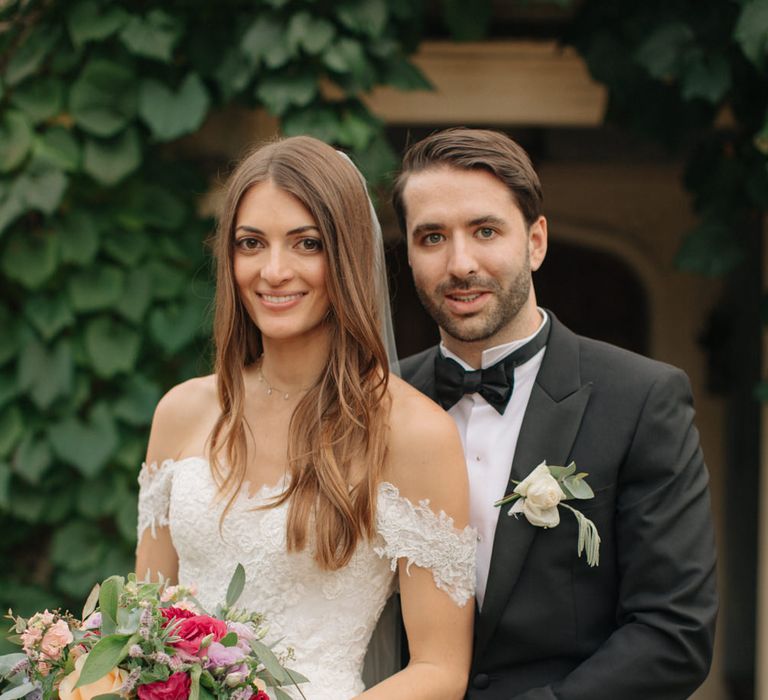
[364,40,607,127]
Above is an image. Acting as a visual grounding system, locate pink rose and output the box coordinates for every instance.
[137,672,191,700]
[40,619,73,660]
[161,607,196,623]
[20,626,42,654]
[169,615,227,656]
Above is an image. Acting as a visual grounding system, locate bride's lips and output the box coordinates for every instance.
[256,291,307,310]
[443,289,491,314]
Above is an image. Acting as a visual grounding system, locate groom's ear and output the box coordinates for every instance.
[528,216,547,272]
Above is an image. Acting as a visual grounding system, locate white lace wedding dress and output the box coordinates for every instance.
[137,456,476,700]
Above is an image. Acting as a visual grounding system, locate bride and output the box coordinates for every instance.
[135,136,475,699]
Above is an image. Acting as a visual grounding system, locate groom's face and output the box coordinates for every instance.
[403,166,546,347]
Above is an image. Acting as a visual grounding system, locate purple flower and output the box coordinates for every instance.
[205,642,246,669]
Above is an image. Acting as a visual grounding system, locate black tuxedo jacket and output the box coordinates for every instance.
[400,313,717,700]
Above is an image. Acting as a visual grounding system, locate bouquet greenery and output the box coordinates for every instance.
[0,565,306,700]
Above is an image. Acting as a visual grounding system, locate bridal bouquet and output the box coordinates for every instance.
[0,565,306,700]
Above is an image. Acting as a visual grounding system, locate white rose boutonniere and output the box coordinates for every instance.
[494,461,601,566]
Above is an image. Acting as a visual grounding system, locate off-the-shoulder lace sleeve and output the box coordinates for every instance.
[137,460,177,542]
[374,482,477,607]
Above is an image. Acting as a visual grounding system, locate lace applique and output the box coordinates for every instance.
[374,482,477,607]
[137,460,178,542]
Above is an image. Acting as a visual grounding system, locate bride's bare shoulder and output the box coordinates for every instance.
[146,374,219,463]
[383,375,468,520]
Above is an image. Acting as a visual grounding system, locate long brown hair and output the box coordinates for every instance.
[210,136,390,570]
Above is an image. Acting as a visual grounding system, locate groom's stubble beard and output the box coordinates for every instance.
[414,253,532,344]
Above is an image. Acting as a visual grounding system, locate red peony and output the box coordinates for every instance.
[160,607,196,622]
[253,692,269,700]
[137,672,191,700]
[168,615,228,656]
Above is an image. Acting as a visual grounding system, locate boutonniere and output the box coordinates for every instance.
[494,461,601,567]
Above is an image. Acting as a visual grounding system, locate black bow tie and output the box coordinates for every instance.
[434,318,550,414]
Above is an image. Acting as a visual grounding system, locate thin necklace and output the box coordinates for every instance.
[256,363,309,401]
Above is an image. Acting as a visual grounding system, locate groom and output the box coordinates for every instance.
[394,128,717,699]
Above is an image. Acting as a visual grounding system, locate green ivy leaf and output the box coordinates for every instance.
[735,0,768,69]
[25,293,75,341]
[635,22,694,80]
[138,74,210,142]
[85,317,141,377]
[147,259,186,300]
[0,110,33,172]
[0,406,23,458]
[241,15,293,69]
[70,59,138,138]
[113,374,161,426]
[83,128,142,186]
[68,0,130,45]
[353,134,397,185]
[50,520,105,571]
[323,39,376,90]
[58,210,100,265]
[48,403,119,477]
[337,0,389,37]
[14,161,68,215]
[116,493,138,543]
[149,300,204,354]
[336,106,379,150]
[102,230,149,266]
[17,335,73,409]
[675,220,744,276]
[12,434,53,485]
[282,105,341,143]
[10,78,65,123]
[287,13,336,55]
[0,305,19,366]
[1,229,59,289]
[67,265,125,312]
[441,0,491,41]
[0,367,18,409]
[139,188,187,230]
[0,462,10,510]
[120,10,183,62]
[681,53,731,103]
[115,267,153,323]
[0,183,24,236]
[5,26,61,87]
[383,56,432,90]
[214,48,255,100]
[255,73,317,116]
[33,128,81,172]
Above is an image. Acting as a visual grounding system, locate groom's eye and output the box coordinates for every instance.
[423,233,444,246]
[476,227,496,239]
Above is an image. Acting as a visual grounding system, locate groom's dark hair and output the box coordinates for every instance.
[392,127,543,234]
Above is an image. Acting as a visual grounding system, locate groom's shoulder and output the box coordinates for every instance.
[399,344,438,383]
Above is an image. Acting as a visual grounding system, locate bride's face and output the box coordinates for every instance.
[233,180,330,344]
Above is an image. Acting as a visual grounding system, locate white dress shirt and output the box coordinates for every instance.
[440,309,548,608]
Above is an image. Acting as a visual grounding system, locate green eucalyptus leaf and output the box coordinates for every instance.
[0,110,33,172]
[0,406,23,458]
[149,300,204,354]
[33,128,81,172]
[82,583,100,620]
[119,9,183,61]
[5,26,61,87]
[1,229,59,289]
[25,293,75,340]
[83,128,141,185]
[562,475,595,499]
[68,1,130,45]
[225,563,246,607]
[48,403,119,477]
[255,74,317,116]
[99,575,123,625]
[75,634,132,689]
[115,267,152,323]
[11,78,65,123]
[85,317,141,378]
[735,0,768,69]
[68,265,125,312]
[113,374,160,426]
[286,13,336,55]
[70,59,138,138]
[0,682,36,700]
[635,22,694,80]
[12,433,52,485]
[337,0,388,37]
[138,74,210,142]
[59,210,100,265]
[249,639,286,684]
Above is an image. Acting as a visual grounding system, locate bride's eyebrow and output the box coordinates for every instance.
[234,225,320,235]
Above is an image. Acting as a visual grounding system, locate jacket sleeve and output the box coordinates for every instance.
[512,367,718,700]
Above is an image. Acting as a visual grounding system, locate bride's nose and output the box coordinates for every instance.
[260,247,294,285]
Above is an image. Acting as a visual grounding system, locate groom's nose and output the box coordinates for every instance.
[446,235,478,278]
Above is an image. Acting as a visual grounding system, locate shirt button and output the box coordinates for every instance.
[473,673,490,689]
[475,456,481,461]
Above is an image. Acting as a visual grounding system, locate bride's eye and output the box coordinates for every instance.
[298,238,323,252]
[235,237,262,251]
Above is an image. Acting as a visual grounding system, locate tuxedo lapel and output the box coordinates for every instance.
[473,314,592,663]
[400,346,439,401]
